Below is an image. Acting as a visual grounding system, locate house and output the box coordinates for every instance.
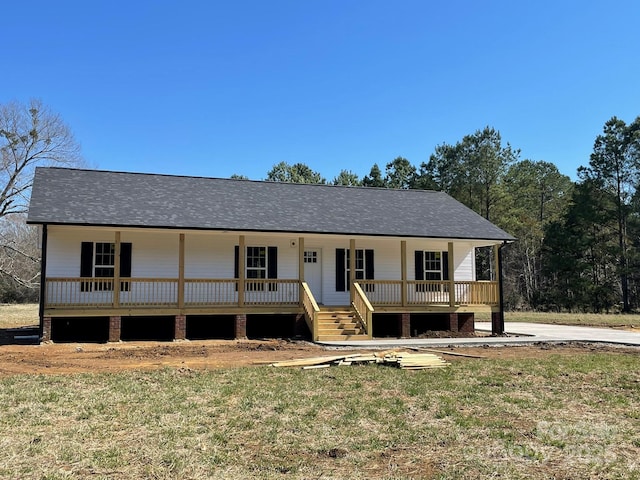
[27,167,514,343]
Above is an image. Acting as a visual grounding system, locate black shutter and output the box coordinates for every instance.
[234,245,239,291]
[335,248,346,292]
[267,247,278,278]
[415,250,424,293]
[442,251,449,281]
[365,249,375,292]
[120,243,132,291]
[268,246,278,291]
[80,242,93,292]
[365,250,374,279]
[414,251,424,280]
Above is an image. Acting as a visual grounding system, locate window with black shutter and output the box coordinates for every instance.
[237,246,278,291]
[415,250,449,292]
[335,248,374,292]
[80,242,132,292]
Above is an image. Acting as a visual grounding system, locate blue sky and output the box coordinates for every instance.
[3,0,639,181]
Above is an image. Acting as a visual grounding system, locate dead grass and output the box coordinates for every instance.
[0,303,39,328]
[0,350,638,479]
[3,304,640,331]
[475,310,640,328]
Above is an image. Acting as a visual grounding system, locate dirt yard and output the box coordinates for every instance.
[0,337,633,377]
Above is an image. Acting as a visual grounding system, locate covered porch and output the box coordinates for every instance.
[40,232,503,342]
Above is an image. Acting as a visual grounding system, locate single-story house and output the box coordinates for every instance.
[27,167,514,343]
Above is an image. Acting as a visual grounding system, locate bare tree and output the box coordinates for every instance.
[0,99,82,298]
[0,214,40,289]
[0,99,81,216]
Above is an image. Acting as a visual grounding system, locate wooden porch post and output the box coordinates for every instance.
[349,239,356,305]
[401,240,407,307]
[178,233,185,309]
[298,237,305,306]
[448,242,455,307]
[238,235,245,307]
[114,231,121,308]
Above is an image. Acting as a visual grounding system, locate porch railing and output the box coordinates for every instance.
[44,277,498,309]
[301,282,320,339]
[241,279,299,305]
[45,278,299,308]
[358,280,498,306]
[352,282,374,337]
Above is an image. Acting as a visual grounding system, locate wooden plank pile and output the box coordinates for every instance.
[266,350,449,370]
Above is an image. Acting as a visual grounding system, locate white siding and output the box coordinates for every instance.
[184,234,236,279]
[122,231,179,277]
[47,227,121,277]
[406,239,475,282]
[45,226,478,306]
[243,235,298,280]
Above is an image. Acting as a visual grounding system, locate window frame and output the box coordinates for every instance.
[234,245,278,292]
[335,248,374,292]
[80,241,132,292]
[415,250,449,292]
[93,242,116,291]
[246,246,267,291]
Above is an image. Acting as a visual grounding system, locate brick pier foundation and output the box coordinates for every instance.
[235,314,247,339]
[108,316,121,342]
[174,315,186,340]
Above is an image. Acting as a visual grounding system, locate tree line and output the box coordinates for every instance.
[236,120,640,313]
[1,99,638,312]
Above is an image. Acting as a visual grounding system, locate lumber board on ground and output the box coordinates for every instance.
[268,350,450,370]
[410,347,486,359]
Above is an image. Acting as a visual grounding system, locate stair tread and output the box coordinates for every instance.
[317,334,370,341]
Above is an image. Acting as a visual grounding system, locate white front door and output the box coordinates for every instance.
[304,249,322,303]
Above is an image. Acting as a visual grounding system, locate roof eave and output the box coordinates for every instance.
[28,220,515,242]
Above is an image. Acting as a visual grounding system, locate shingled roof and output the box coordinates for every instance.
[27,167,514,241]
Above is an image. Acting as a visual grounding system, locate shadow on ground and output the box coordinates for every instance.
[0,326,39,345]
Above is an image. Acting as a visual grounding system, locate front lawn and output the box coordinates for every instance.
[1,350,638,479]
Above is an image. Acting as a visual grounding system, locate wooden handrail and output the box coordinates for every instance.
[301,282,320,340]
[352,282,374,338]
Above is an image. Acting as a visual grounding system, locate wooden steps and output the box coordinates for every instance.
[316,309,370,341]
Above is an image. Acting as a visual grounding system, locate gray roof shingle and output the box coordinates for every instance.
[27,167,515,241]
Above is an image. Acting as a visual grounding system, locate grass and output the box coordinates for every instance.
[3,304,640,330]
[0,352,638,479]
[0,303,39,328]
[476,310,640,328]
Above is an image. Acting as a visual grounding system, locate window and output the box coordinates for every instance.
[234,245,278,291]
[415,250,449,292]
[246,246,266,291]
[80,242,132,292]
[335,248,374,292]
[348,249,365,283]
[94,242,115,290]
[304,251,318,263]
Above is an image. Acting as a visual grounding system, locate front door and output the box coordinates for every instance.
[303,249,322,303]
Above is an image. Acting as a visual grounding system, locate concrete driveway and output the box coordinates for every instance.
[320,322,640,347]
[477,322,640,346]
